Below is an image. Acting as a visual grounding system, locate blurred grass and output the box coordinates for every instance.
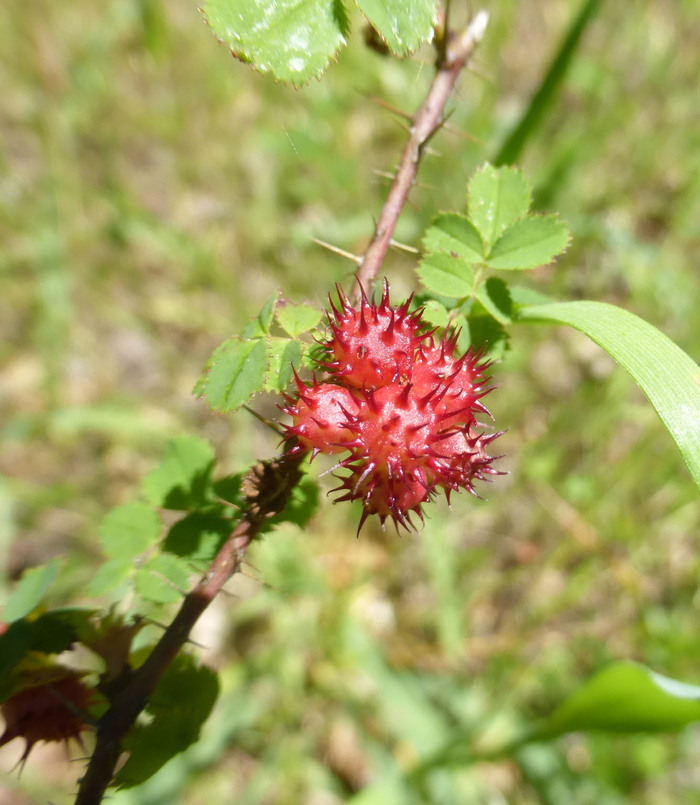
[1,0,699,802]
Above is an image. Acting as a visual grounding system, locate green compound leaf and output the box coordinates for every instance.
[99,503,162,561]
[115,655,219,788]
[276,302,323,338]
[516,301,700,491]
[355,0,438,55]
[86,557,134,597]
[135,554,191,604]
[467,163,532,251]
[423,213,485,264]
[537,662,700,737]
[475,277,513,324]
[265,337,303,392]
[2,560,60,623]
[487,214,570,270]
[197,337,269,413]
[202,0,349,84]
[418,251,475,299]
[142,436,216,510]
[243,293,279,339]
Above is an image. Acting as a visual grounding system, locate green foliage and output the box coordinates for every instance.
[537,662,700,736]
[516,301,700,491]
[98,502,162,561]
[142,436,216,510]
[202,0,438,84]
[417,251,475,298]
[86,558,134,597]
[195,337,270,412]
[467,164,532,246]
[418,163,569,355]
[114,654,220,788]
[3,0,699,801]
[354,0,438,55]
[0,609,96,701]
[423,214,485,264]
[276,302,324,339]
[163,512,233,566]
[421,164,569,291]
[135,554,192,604]
[485,215,570,270]
[475,277,513,324]
[87,438,240,599]
[263,475,320,533]
[196,295,323,412]
[202,0,349,85]
[1,560,60,623]
[265,337,303,392]
[494,0,604,165]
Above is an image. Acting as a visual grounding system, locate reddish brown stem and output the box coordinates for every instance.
[75,13,487,804]
[352,11,488,303]
[74,521,253,804]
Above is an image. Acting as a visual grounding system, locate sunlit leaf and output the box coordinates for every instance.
[99,503,162,561]
[418,252,474,298]
[423,213,485,263]
[265,338,303,392]
[135,554,190,604]
[196,337,269,412]
[537,662,700,737]
[243,293,279,339]
[355,0,438,55]
[276,302,323,338]
[2,560,60,623]
[516,301,700,490]
[487,215,570,270]
[202,0,349,84]
[468,163,532,250]
[86,557,133,597]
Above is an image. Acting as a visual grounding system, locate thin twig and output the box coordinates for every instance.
[311,237,362,264]
[74,12,487,804]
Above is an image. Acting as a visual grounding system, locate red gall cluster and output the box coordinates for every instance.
[0,664,95,767]
[281,281,503,530]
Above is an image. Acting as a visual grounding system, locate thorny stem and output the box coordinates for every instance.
[74,12,487,804]
[352,10,488,304]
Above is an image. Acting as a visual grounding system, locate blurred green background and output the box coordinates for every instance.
[1,0,699,802]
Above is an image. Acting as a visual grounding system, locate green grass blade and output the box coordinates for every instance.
[516,301,700,492]
[493,0,603,166]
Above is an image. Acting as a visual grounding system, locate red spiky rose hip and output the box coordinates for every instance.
[0,664,95,766]
[320,282,430,388]
[281,281,503,530]
[283,379,362,457]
